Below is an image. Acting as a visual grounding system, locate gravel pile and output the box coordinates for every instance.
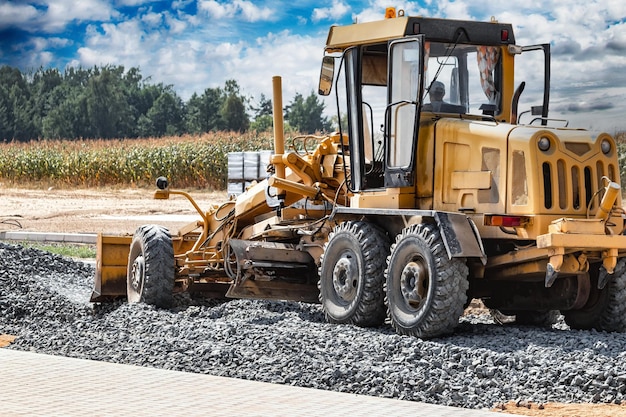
[3,241,626,409]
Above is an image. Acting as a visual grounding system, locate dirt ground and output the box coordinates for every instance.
[492,401,626,416]
[0,187,229,236]
[2,186,626,417]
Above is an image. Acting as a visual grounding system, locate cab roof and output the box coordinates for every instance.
[325,16,516,52]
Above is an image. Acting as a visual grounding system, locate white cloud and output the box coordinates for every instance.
[39,51,54,66]
[606,23,626,51]
[164,13,187,34]
[312,1,350,23]
[70,7,326,107]
[240,31,325,101]
[76,20,149,68]
[5,0,626,132]
[25,36,72,51]
[211,41,245,58]
[197,0,274,22]
[198,0,235,19]
[40,0,118,32]
[437,1,470,19]
[0,0,118,34]
[172,0,193,10]
[0,2,40,30]
[351,9,379,24]
[115,0,165,6]
[76,46,117,68]
[4,35,73,68]
[141,12,163,27]
[235,0,273,22]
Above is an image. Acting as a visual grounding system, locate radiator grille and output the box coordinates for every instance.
[542,159,617,213]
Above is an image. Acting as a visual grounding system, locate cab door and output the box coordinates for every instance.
[385,36,425,188]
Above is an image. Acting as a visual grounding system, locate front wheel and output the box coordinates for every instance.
[127,224,175,308]
[385,224,469,338]
[563,260,626,332]
[318,221,389,327]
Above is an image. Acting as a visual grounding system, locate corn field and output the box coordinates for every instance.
[2,131,626,190]
[0,132,275,189]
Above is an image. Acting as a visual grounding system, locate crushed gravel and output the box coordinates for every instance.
[2,241,626,410]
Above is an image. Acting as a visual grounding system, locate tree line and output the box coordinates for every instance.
[0,65,332,141]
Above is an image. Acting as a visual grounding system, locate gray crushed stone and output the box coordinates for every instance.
[2,241,626,409]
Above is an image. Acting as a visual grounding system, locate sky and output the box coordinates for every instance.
[1,0,626,132]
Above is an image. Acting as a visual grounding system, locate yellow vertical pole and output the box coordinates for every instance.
[272,76,286,194]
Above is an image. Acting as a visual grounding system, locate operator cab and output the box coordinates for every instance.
[319,12,549,194]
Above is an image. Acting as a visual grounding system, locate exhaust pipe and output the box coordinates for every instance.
[272,76,286,195]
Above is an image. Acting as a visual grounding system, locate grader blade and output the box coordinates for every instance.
[227,239,320,303]
[226,279,320,303]
[90,234,131,302]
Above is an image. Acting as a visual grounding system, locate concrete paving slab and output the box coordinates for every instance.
[0,231,97,244]
[0,349,514,417]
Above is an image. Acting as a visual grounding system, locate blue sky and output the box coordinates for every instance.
[1,0,626,132]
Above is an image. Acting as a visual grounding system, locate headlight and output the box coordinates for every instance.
[601,139,612,155]
[538,137,551,152]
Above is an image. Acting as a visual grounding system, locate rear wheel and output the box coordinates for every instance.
[318,221,389,327]
[563,259,626,332]
[127,224,175,308]
[385,224,468,338]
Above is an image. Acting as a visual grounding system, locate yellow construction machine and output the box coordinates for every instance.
[92,8,626,338]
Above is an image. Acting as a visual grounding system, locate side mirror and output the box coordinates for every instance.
[318,56,335,96]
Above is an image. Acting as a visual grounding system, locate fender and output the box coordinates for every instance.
[433,211,486,265]
[333,207,486,264]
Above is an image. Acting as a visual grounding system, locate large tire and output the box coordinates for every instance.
[563,259,626,332]
[127,225,175,308]
[385,223,469,338]
[318,221,389,327]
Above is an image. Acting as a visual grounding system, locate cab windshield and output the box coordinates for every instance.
[423,42,502,116]
[356,41,503,167]
[328,39,505,190]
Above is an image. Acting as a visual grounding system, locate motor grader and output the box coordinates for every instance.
[91,8,626,338]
